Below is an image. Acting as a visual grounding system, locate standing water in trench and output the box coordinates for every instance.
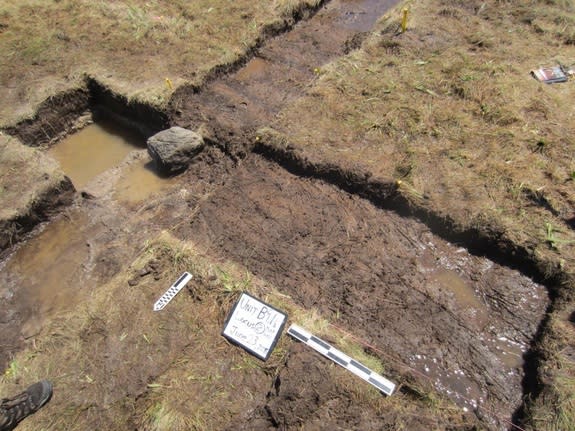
[48,119,177,201]
[0,120,176,365]
[47,120,141,190]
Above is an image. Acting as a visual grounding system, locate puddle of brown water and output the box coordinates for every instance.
[3,210,92,337]
[484,335,526,369]
[409,233,540,413]
[417,245,490,330]
[408,332,527,413]
[48,120,142,189]
[409,353,484,412]
[334,0,402,31]
[114,157,177,204]
[6,122,174,340]
[236,57,270,81]
[430,269,489,329]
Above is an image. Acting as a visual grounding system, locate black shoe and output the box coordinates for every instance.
[0,380,53,431]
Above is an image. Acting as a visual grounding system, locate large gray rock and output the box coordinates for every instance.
[147,127,204,174]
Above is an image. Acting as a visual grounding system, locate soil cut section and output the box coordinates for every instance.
[173,153,548,429]
[170,0,401,157]
[0,1,560,430]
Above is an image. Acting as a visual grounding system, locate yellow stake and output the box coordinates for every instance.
[165,77,173,90]
[401,8,409,33]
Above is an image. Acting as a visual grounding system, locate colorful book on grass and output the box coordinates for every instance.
[531,65,569,84]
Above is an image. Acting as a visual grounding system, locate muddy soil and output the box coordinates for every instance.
[170,0,401,157]
[0,144,235,371]
[225,343,445,431]
[164,2,550,425]
[171,152,547,429]
[1,139,545,429]
[0,1,554,430]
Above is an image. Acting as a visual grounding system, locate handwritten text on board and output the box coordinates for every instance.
[222,293,287,360]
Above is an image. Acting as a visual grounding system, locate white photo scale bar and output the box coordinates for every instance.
[153,272,193,311]
[287,324,395,396]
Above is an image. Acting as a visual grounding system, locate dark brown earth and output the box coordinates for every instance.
[0,1,557,430]
[170,0,401,158]
[2,143,546,428]
[225,343,443,431]
[173,151,547,429]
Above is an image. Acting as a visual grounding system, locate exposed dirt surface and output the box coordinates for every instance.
[0,1,567,430]
[0,144,236,368]
[225,343,442,431]
[0,133,76,251]
[170,0,401,158]
[173,152,548,429]
[163,3,555,424]
[3,88,91,147]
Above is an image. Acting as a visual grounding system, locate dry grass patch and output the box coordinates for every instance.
[271,0,575,265]
[0,0,322,126]
[525,312,575,431]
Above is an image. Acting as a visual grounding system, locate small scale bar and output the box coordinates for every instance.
[287,324,395,396]
[153,272,193,311]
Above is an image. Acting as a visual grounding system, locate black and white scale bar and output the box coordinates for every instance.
[287,324,395,396]
[153,272,193,311]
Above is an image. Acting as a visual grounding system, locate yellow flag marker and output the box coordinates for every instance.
[401,8,409,33]
[165,77,173,90]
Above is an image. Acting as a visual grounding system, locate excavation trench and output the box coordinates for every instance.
[174,152,549,430]
[1,123,549,430]
[0,1,553,430]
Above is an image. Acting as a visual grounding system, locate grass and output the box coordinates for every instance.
[545,222,575,250]
[0,0,324,126]
[271,0,575,257]
[215,265,252,297]
[553,366,575,431]
[526,314,575,431]
[2,360,19,380]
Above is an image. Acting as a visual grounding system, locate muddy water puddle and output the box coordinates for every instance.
[47,118,177,204]
[333,0,401,31]
[48,120,143,189]
[430,269,489,327]
[235,57,270,81]
[1,121,178,360]
[114,157,177,204]
[1,211,93,338]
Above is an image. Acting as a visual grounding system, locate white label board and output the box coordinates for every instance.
[222,292,287,361]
